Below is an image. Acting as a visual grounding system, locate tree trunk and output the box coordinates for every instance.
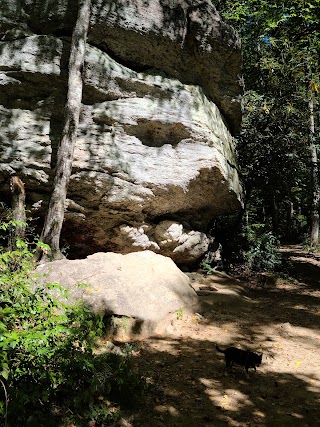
[305,54,320,243]
[39,0,91,261]
[309,89,320,243]
[270,189,279,235]
[10,175,26,247]
[286,201,294,241]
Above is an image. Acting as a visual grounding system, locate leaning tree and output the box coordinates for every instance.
[39,0,92,261]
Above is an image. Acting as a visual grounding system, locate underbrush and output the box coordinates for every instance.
[202,221,282,276]
[246,228,282,272]
[303,237,320,253]
[0,219,144,426]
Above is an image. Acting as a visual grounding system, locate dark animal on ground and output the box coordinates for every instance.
[216,345,262,376]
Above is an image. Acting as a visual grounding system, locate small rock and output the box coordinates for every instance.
[279,322,293,337]
[117,417,134,427]
[168,406,179,416]
[105,341,125,356]
[166,324,175,335]
[195,313,205,322]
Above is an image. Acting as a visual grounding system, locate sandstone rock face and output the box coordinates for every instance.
[0,0,243,265]
[37,251,198,337]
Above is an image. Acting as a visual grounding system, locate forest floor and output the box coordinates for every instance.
[122,245,320,427]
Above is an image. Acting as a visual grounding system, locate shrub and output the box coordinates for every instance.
[199,261,216,275]
[0,220,143,426]
[246,230,282,272]
[303,237,320,253]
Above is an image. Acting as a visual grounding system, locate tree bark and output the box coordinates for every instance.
[10,175,26,247]
[309,89,320,243]
[305,54,320,243]
[270,188,279,236]
[39,0,91,261]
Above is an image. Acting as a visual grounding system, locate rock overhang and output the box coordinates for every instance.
[0,0,243,265]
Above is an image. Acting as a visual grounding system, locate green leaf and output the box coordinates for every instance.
[0,365,10,380]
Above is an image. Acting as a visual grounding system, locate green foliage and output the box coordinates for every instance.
[199,261,216,275]
[176,308,183,320]
[0,219,143,426]
[303,237,320,253]
[246,227,282,272]
[215,0,320,242]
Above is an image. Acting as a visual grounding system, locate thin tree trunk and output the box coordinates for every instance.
[39,0,91,261]
[309,89,320,242]
[305,54,320,243]
[10,175,26,247]
[270,189,279,235]
[286,201,294,241]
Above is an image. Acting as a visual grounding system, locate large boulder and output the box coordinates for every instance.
[0,0,243,265]
[36,251,198,337]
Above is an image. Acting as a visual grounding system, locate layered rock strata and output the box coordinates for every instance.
[0,0,243,264]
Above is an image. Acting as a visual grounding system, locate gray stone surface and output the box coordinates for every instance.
[36,251,198,336]
[0,0,243,264]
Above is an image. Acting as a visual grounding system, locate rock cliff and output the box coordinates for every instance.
[0,0,243,265]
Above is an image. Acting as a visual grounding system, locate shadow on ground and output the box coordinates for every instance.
[133,338,319,427]
[124,246,320,426]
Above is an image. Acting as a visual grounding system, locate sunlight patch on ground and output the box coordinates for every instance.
[275,277,309,291]
[147,339,182,355]
[254,324,320,354]
[154,404,180,417]
[290,255,320,267]
[275,279,320,299]
[294,373,320,394]
[267,359,320,378]
[199,378,254,412]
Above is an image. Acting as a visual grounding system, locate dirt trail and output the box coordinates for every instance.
[128,246,320,427]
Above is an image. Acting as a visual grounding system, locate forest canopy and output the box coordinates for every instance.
[215,0,320,245]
